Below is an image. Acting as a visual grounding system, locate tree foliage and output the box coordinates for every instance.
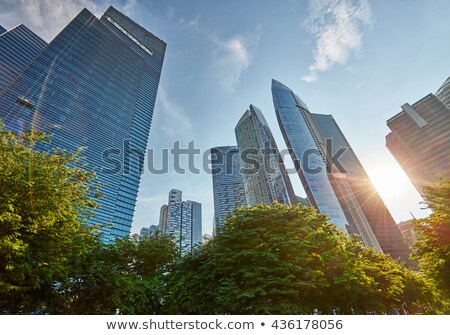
[62,234,177,314]
[0,124,100,313]
[413,180,450,299]
[0,124,177,314]
[164,203,439,314]
[0,123,447,314]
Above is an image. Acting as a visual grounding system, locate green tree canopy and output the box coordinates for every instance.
[413,180,450,298]
[63,234,177,315]
[164,203,439,314]
[0,124,100,313]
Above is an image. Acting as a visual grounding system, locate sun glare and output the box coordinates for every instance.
[367,165,411,201]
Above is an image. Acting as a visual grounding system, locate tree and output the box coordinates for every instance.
[413,180,450,299]
[164,203,439,314]
[0,124,100,314]
[63,234,177,314]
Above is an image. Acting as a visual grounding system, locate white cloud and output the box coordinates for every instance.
[156,86,193,139]
[300,72,319,83]
[213,35,253,92]
[179,17,260,92]
[122,0,137,15]
[0,0,137,42]
[301,0,372,82]
[179,14,201,27]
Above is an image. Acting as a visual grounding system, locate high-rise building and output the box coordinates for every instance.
[235,104,297,206]
[159,189,202,253]
[181,200,202,253]
[386,77,450,196]
[0,24,47,93]
[165,189,183,238]
[159,204,169,234]
[140,224,159,238]
[210,146,247,234]
[0,7,166,242]
[436,76,450,108]
[272,79,409,260]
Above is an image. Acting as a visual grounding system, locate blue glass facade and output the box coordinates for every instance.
[181,201,202,253]
[0,7,166,242]
[190,201,202,249]
[210,146,247,233]
[311,114,387,252]
[235,104,297,207]
[140,224,158,238]
[272,80,350,232]
[0,24,47,95]
[273,79,410,261]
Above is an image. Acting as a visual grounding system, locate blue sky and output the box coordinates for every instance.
[1,0,449,235]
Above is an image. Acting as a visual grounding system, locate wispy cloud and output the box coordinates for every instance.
[122,0,137,15]
[179,16,260,92]
[179,14,201,27]
[0,0,137,42]
[212,35,255,92]
[156,86,193,139]
[301,0,372,82]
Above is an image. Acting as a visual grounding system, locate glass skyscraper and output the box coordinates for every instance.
[0,7,166,242]
[386,77,450,196]
[140,225,159,238]
[235,104,297,207]
[159,189,202,254]
[273,79,409,260]
[210,146,247,234]
[0,24,47,93]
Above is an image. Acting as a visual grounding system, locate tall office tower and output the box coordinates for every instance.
[181,200,202,253]
[158,204,169,234]
[210,146,247,234]
[272,79,409,260]
[235,104,297,207]
[436,76,450,108]
[165,189,183,238]
[386,78,450,196]
[0,24,47,93]
[0,7,166,242]
[159,189,202,253]
[140,224,159,238]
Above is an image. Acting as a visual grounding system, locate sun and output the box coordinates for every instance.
[367,165,412,201]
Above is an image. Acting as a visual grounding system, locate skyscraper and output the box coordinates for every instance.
[159,189,202,253]
[0,7,166,242]
[210,146,247,234]
[140,225,159,238]
[235,104,297,206]
[159,204,169,234]
[386,77,450,196]
[436,76,450,108]
[0,24,47,93]
[272,79,409,260]
[165,189,183,238]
